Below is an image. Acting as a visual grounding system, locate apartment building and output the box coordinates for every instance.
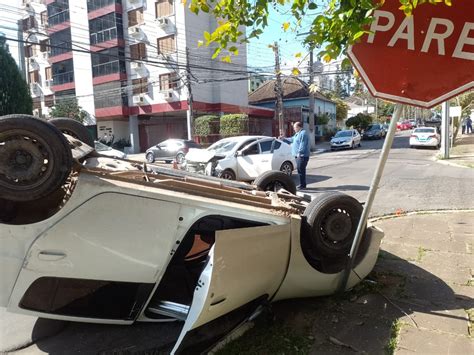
[20,0,252,153]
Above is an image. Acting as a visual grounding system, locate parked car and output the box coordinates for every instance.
[0,115,384,353]
[94,141,127,159]
[146,139,202,164]
[362,124,384,140]
[397,121,410,130]
[330,129,361,150]
[409,119,417,129]
[409,127,441,148]
[184,136,296,181]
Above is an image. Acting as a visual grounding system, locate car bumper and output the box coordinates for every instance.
[409,138,438,147]
[331,143,352,149]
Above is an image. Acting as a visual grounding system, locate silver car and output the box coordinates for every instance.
[330,129,362,150]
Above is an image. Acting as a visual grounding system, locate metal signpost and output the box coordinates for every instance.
[340,1,474,292]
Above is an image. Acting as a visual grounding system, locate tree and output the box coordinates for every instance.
[346,113,372,131]
[190,0,452,62]
[50,99,88,123]
[333,66,347,99]
[0,46,32,116]
[324,92,349,123]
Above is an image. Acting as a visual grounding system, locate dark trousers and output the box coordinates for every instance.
[296,156,309,187]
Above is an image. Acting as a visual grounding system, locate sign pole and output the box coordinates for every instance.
[338,103,403,293]
[441,102,450,159]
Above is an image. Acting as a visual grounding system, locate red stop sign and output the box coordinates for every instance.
[348,1,474,108]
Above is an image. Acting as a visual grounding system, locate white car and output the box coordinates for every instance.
[95,141,127,159]
[330,129,361,150]
[184,136,296,181]
[409,127,440,148]
[0,115,384,353]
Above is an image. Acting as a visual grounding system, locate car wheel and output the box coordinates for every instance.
[330,148,335,151]
[218,169,236,180]
[146,152,155,163]
[176,152,185,164]
[358,142,361,147]
[48,117,95,147]
[279,161,293,176]
[0,114,73,202]
[253,170,297,195]
[302,192,363,257]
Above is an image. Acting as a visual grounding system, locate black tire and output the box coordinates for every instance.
[302,192,363,257]
[218,169,236,180]
[254,170,297,195]
[0,114,73,202]
[176,152,185,164]
[48,117,94,147]
[146,152,155,163]
[279,161,293,176]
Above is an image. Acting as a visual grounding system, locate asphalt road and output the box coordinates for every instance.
[303,130,474,216]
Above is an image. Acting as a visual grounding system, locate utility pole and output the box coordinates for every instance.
[185,47,193,140]
[273,42,284,136]
[308,49,316,149]
[441,101,450,158]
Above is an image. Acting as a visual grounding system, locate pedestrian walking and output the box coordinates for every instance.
[461,117,466,135]
[466,117,473,134]
[280,122,311,189]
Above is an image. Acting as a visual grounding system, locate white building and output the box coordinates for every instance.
[19,0,250,152]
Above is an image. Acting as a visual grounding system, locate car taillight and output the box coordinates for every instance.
[428,135,437,139]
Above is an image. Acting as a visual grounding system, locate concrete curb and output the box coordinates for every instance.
[369,208,474,223]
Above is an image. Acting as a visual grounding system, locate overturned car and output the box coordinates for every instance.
[0,115,383,353]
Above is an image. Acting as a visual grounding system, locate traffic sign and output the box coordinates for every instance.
[348,1,474,108]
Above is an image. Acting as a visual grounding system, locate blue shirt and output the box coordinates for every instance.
[283,129,310,158]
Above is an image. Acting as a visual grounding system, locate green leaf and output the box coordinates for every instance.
[308,2,317,10]
[197,40,204,47]
[282,22,290,31]
[211,47,221,59]
[291,67,301,75]
[353,31,366,40]
[221,55,231,63]
[204,31,211,42]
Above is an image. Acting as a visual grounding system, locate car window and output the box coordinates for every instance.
[414,128,435,133]
[94,141,112,151]
[259,140,273,153]
[207,140,238,154]
[335,131,352,137]
[273,141,281,150]
[243,143,260,156]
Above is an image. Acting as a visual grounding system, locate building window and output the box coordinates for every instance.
[128,8,144,27]
[87,0,121,13]
[49,28,72,57]
[89,13,123,45]
[130,43,146,60]
[92,48,126,77]
[157,35,175,55]
[52,59,74,85]
[29,70,39,84]
[45,95,55,107]
[132,78,148,95]
[22,16,37,31]
[94,81,128,108]
[40,39,49,52]
[25,45,32,58]
[155,0,173,18]
[45,67,52,81]
[159,72,177,91]
[40,11,48,26]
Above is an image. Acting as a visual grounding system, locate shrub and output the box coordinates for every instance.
[220,114,249,136]
[194,115,219,136]
[346,113,373,131]
[315,113,330,125]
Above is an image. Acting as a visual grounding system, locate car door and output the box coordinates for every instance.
[256,139,275,174]
[154,141,168,160]
[235,141,261,180]
[171,223,291,354]
[353,130,360,145]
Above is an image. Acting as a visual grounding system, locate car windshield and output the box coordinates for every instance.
[207,140,238,154]
[335,131,352,137]
[367,125,380,130]
[414,128,435,133]
[95,141,112,151]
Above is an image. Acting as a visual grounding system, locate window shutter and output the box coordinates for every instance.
[41,11,48,26]
[45,67,52,80]
[128,10,137,27]
[138,42,146,59]
[130,44,138,59]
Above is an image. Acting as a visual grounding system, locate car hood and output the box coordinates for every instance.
[332,137,350,143]
[185,148,225,163]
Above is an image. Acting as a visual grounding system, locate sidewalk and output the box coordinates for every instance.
[213,211,474,354]
[441,133,474,168]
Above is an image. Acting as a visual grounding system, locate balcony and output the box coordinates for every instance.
[90,27,118,45]
[48,10,69,27]
[53,71,74,86]
[49,41,72,57]
[92,60,125,77]
[87,0,118,12]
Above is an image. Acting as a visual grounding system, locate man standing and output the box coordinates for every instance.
[280,122,311,189]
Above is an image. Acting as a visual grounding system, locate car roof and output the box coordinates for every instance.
[215,135,269,143]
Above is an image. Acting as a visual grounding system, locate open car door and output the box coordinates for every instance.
[172,223,291,354]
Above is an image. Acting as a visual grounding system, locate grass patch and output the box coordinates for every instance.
[416,247,429,262]
[215,317,312,355]
[385,319,402,354]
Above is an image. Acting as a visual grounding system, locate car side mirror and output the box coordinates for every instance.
[236,150,243,157]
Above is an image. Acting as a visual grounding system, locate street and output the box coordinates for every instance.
[304,130,474,216]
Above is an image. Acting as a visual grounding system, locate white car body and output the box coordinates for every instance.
[409,127,440,148]
[94,141,127,159]
[330,129,361,150]
[0,154,383,353]
[184,136,296,181]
